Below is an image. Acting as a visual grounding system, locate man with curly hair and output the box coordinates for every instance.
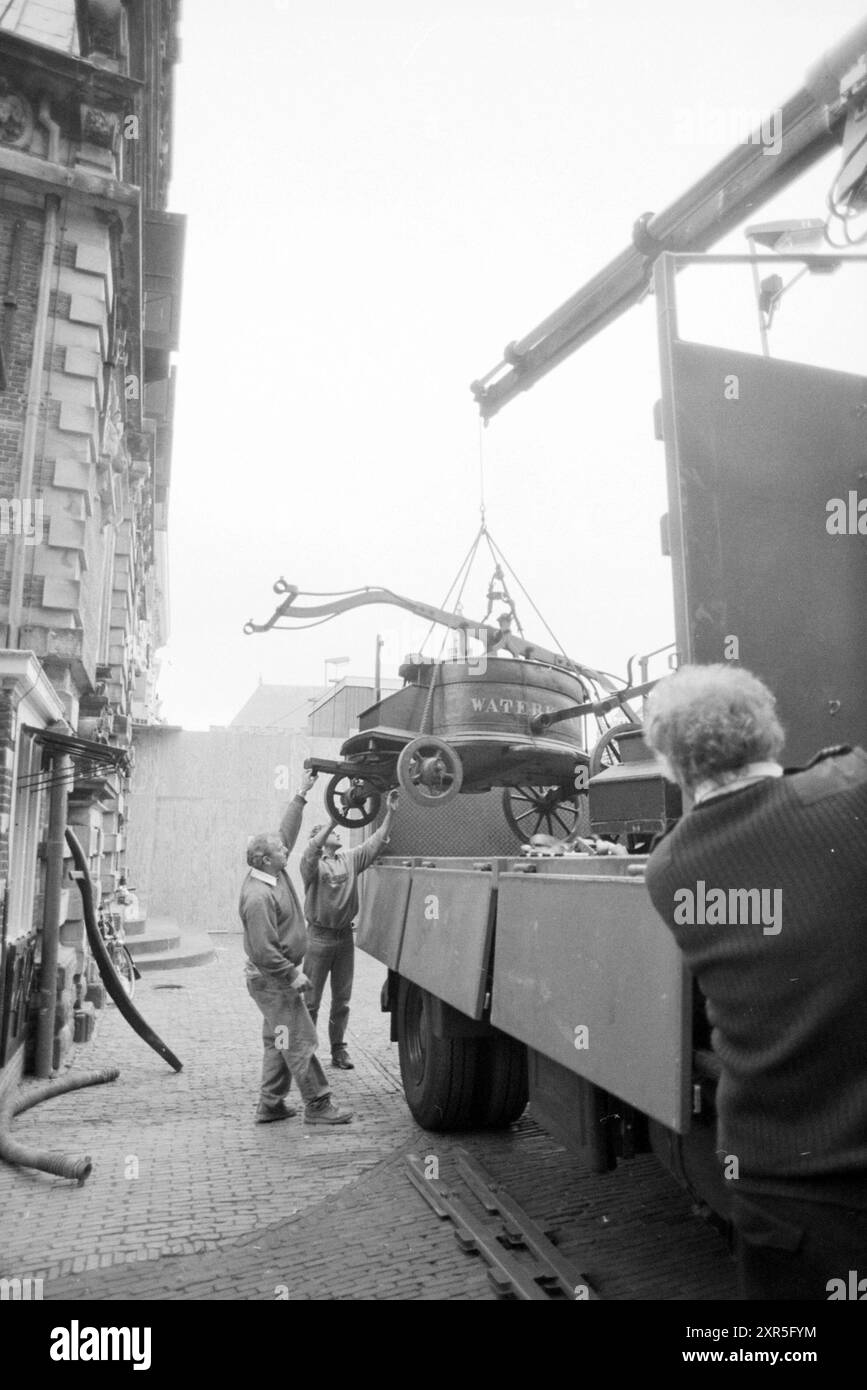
[643,664,867,1301]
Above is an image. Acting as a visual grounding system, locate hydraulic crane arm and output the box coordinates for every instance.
[244,582,623,696]
[471,16,867,420]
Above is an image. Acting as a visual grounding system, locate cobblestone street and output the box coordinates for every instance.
[0,936,736,1301]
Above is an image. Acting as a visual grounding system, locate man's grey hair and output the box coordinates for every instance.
[643,664,785,791]
[246,832,282,869]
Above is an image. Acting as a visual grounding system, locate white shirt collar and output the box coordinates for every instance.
[692,761,784,807]
[249,867,277,886]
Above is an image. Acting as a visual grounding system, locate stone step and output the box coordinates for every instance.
[126,919,182,957]
[134,930,216,973]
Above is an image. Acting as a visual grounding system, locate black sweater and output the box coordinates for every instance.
[645,747,867,1202]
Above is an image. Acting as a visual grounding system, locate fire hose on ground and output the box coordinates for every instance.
[66,826,183,1074]
[0,831,183,1183]
[0,1068,119,1184]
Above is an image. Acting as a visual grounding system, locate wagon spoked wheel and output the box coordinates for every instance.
[588,721,643,778]
[502,784,587,845]
[396,736,463,807]
[325,774,382,829]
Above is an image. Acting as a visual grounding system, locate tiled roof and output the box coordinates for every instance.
[228,684,326,732]
[0,0,79,54]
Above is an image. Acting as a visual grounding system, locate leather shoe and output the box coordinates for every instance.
[331,1051,354,1069]
[255,1101,297,1123]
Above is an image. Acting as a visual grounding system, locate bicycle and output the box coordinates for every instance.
[97,906,138,1000]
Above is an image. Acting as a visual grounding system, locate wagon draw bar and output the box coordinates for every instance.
[529,677,658,734]
[302,755,392,786]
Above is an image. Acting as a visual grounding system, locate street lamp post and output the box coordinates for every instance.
[374,634,384,703]
[325,655,349,687]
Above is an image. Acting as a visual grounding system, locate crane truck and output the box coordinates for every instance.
[351,16,867,1224]
[244,16,867,1236]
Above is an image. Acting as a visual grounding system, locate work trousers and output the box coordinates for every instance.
[246,976,330,1108]
[304,924,355,1053]
[731,1189,867,1300]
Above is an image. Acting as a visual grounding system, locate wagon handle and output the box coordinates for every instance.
[244,581,299,634]
[242,584,621,697]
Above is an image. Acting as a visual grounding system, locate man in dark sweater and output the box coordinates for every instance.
[643,663,867,1301]
[240,771,352,1126]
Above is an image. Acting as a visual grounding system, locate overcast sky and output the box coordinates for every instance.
[160,0,867,729]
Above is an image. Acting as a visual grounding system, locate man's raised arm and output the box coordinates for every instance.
[300,817,337,885]
[346,789,399,873]
[280,769,318,851]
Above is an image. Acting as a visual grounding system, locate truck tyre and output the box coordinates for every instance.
[473,1033,528,1128]
[396,978,478,1130]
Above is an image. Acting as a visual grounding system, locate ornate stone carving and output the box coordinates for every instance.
[80,104,121,151]
[125,430,146,454]
[125,431,151,485]
[0,80,34,149]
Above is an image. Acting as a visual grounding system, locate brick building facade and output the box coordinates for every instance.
[0,0,183,1091]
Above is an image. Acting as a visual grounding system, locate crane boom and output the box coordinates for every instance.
[471,16,867,420]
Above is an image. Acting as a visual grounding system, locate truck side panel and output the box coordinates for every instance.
[492,872,691,1132]
[396,867,496,1020]
[356,864,414,969]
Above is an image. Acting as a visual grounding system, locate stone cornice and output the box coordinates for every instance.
[0,31,142,102]
[0,143,139,211]
[0,652,67,726]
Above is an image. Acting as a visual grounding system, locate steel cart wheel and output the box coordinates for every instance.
[396,978,478,1130]
[325,774,382,829]
[396,735,463,807]
[502,783,589,844]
